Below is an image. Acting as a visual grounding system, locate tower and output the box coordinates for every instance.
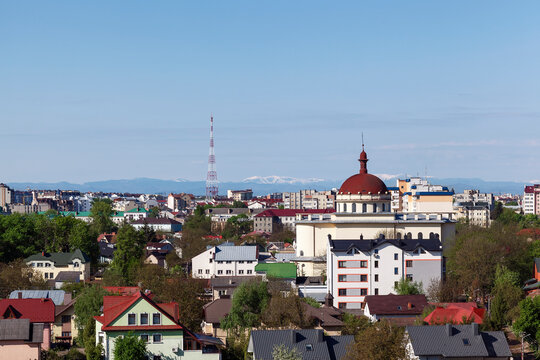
[206,115,218,200]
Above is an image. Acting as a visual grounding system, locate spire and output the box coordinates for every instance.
[359,137,368,174]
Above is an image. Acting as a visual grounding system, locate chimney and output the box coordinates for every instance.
[472,322,479,336]
[64,293,72,304]
[445,323,453,337]
[290,330,296,344]
[18,292,22,299]
[42,251,45,256]
[317,329,323,343]
[360,234,363,240]
[407,302,413,310]
[324,292,334,307]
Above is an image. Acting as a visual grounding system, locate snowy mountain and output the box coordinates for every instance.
[242,176,326,185]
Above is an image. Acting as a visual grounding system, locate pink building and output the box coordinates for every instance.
[0,298,55,351]
[0,318,43,360]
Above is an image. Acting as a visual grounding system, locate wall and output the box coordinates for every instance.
[0,341,41,360]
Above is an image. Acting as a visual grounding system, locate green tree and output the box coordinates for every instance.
[113,333,147,360]
[148,206,160,218]
[90,199,115,234]
[232,201,248,208]
[513,296,540,354]
[222,214,253,240]
[74,285,109,333]
[344,320,410,360]
[107,224,145,285]
[262,291,314,329]
[490,202,503,220]
[341,313,371,336]
[394,278,423,295]
[68,221,99,263]
[272,344,302,360]
[0,260,47,298]
[301,297,320,308]
[222,280,270,332]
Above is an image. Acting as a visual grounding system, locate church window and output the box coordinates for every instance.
[362,203,367,213]
[352,203,356,213]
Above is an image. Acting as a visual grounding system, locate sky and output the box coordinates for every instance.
[1,1,540,184]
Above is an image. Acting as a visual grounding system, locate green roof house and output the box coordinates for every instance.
[255,263,297,279]
[25,249,90,285]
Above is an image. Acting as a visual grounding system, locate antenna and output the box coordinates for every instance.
[206,115,218,201]
[362,132,364,151]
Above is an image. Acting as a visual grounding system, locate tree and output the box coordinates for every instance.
[344,320,410,360]
[394,278,423,295]
[148,206,160,218]
[68,221,99,264]
[341,313,371,336]
[513,296,540,354]
[90,199,115,234]
[262,291,314,329]
[490,202,503,220]
[222,280,270,332]
[232,201,248,209]
[0,260,47,298]
[222,214,253,240]
[272,344,302,360]
[74,285,109,333]
[113,333,147,360]
[107,224,145,285]
[301,297,320,308]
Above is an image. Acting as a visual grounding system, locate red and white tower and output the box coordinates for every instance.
[206,115,218,200]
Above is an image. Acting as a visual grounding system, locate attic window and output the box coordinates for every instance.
[397,306,402,310]
[306,344,313,351]
[462,338,470,346]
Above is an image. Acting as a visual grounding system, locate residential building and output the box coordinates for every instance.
[167,193,193,211]
[227,189,253,201]
[206,208,257,233]
[192,245,258,279]
[254,208,334,233]
[454,190,494,208]
[209,276,257,300]
[327,237,443,309]
[0,183,12,210]
[363,294,428,325]
[25,249,91,282]
[0,298,55,351]
[406,323,512,359]
[247,329,353,360]
[454,202,492,227]
[9,290,70,306]
[131,218,183,232]
[53,299,78,344]
[202,298,232,342]
[99,242,116,264]
[424,303,485,325]
[124,207,149,221]
[282,190,336,209]
[295,149,455,277]
[95,291,222,360]
[296,276,327,303]
[0,319,43,360]
[395,177,454,213]
[524,184,540,215]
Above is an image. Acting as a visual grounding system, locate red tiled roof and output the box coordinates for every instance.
[255,209,335,217]
[424,304,485,325]
[365,294,428,316]
[0,298,55,323]
[104,286,141,296]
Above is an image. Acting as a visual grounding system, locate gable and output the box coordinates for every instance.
[109,297,176,327]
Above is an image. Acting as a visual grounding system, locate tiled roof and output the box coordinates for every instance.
[329,238,442,253]
[0,319,43,343]
[406,324,511,358]
[9,290,66,306]
[131,218,181,225]
[203,298,232,324]
[0,298,55,323]
[249,329,353,360]
[303,304,344,327]
[255,209,334,217]
[424,304,485,325]
[25,248,90,266]
[210,276,257,288]
[255,263,297,278]
[214,245,257,261]
[365,294,428,316]
[55,271,81,282]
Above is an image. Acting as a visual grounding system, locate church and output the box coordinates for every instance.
[294,147,456,277]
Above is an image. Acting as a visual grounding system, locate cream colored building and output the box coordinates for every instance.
[294,150,456,277]
[25,249,91,282]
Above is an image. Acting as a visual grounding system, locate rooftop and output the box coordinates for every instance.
[25,248,90,266]
[365,294,428,316]
[255,262,297,279]
[214,245,258,261]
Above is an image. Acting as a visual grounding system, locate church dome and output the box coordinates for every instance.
[338,149,388,195]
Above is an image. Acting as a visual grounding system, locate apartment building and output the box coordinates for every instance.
[282,189,336,209]
[192,245,259,279]
[524,184,540,215]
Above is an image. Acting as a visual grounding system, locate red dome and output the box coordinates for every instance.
[339,173,388,195]
[338,149,388,194]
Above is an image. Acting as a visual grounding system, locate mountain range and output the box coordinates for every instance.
[6,175,529,196]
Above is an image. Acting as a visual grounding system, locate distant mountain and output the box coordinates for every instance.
[6,176,529,196]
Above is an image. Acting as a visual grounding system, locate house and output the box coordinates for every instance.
[202,298,232,341]
[327,237,442,309]
[192,245,258,279]
[209,276,258,300]
[124,207,149,221]
[363,294,428,325]
[131,218,183,233]
[53,299,77,344]
[0,319,43,360]
[99,242,116,264]
[94,291,223,360]
[523,258,540,295]
[145,252,167,268]
[9,290,70,306]
[296,277,328,303]
[146,242,174,253]
[424,303,486,325]
[248,329,353,360]
[254,263,297,279]
[406,323,512,359]
[0,298,55,351]
[303,296,345,335]
[253,208,334,233]
[535,258,540,282]
[25,249,91,282]
[97,232,117,243]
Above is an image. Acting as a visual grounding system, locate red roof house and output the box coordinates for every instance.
[424,303,486,325]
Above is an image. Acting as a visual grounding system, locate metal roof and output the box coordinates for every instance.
[25,249,90,266]
[248,329,353,360]
[9,290,66,306]
[0,319,30,341]
[406,324,511,358]
[214,245,257,261]
[329,238,442,253]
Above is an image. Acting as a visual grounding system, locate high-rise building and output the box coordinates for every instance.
[524,185,540,215]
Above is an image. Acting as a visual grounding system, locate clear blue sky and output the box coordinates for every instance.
[2,1,539,184]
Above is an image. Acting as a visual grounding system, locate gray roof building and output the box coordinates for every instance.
[214,245,258,261]
[248,329,353,360]
[0,319,43,343]
[406,324,512,359]
[9,290,67,306]
[25,248,90,265]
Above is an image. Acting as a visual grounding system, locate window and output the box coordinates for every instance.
[394,267,399,275]
[226,261,232,264]
[374,260,378,268]
[62,331,71,337]
[153,313,161,325]
[338,289,347,296]
[141,334,149,343]
[343,203,347,212]
[153,334,162,343]
[128,313,136,325]
[374,249,379,254]
[338,275,365,282]
[205,269,210,274]
[50,272,53,278]
[462,338,470,346]
[140,313,148,325]
[73,262,80,268]
[198,269,202,274]
[45,262,51,267]
[45,273,48,279]
[351,203,356,213]
[217,261,223,264]
[406,274,413,281]
[373,204,377,213]
[360,289,367,296]
[374,274,379,282]
[394,253,398,260]
[360,275,367,282]
[362,203,367,213]
[37,263,43,267]
[247,261,253,264]
[226,270,232,275]
[417,232,423,239]
[239,261,244,264]
[375,288,379,295]
[338,303,346,309]
[247,270,252,274]
[217,270,223,275]
[238,270,244,274]
[306,344,313,351]
[382,203,386,212]
[62,315,71,323]
[209,259,212,263]
[406,260,413,268]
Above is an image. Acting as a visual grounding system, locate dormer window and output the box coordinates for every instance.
[73,262,80,268]
[306,344,313,351]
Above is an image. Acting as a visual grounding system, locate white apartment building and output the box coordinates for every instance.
[524,185,540,215]
[282,190,336,209]
[192,245,258,279]
[454,190,494,207]
[327,237,443,310]
[0,183,13,210]
[227,189,253,201]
